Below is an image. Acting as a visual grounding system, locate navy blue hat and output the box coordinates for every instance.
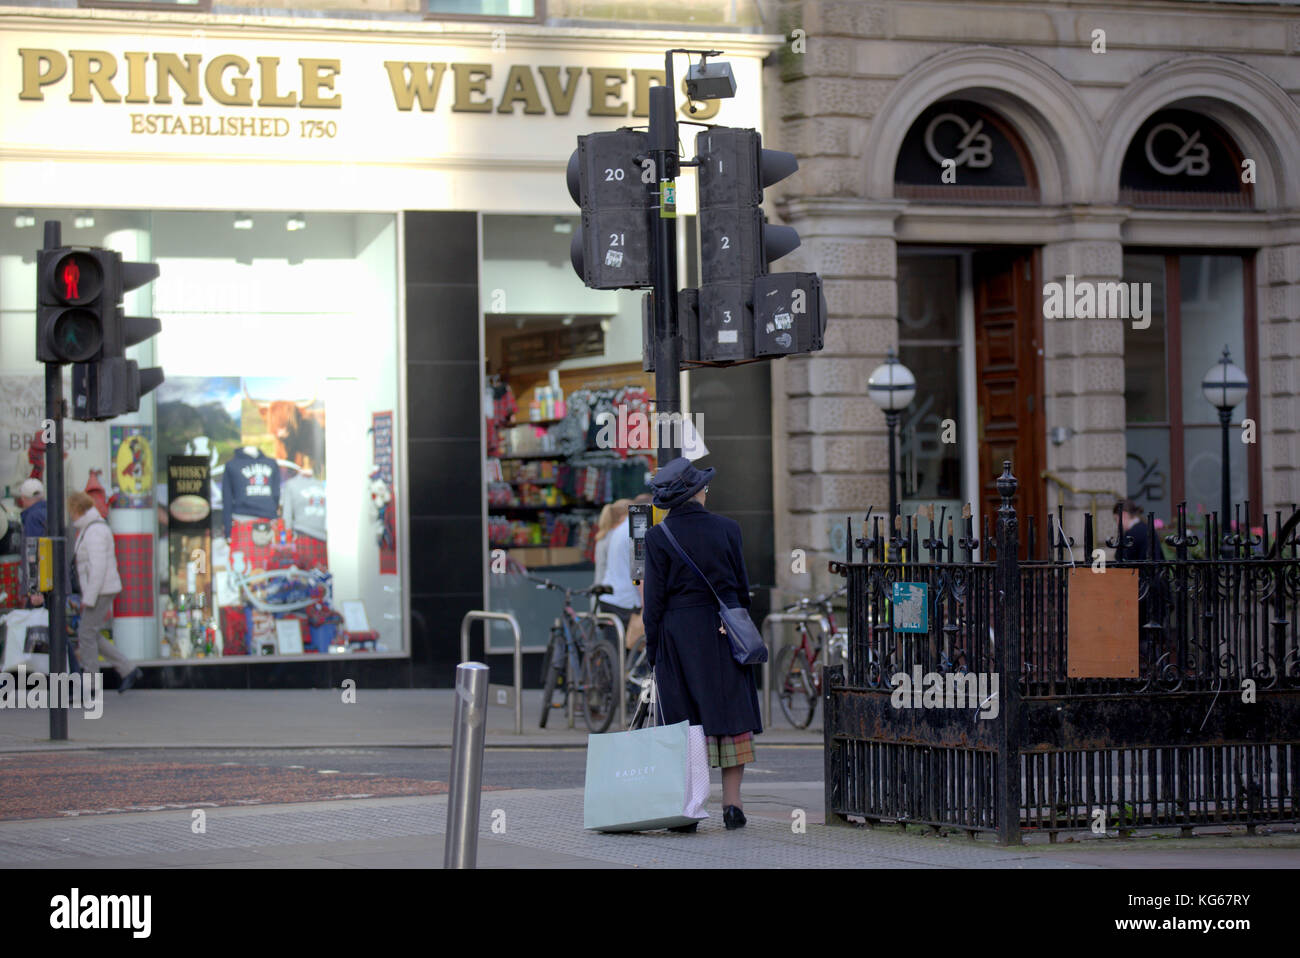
[649,457,715,509]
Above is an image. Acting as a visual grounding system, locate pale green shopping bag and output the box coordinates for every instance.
[584,719,698,832]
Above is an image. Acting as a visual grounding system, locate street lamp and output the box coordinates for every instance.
[1200,345,1249,546]
[867,348,917,523]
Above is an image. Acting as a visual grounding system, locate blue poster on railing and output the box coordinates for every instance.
[892,582,929,633]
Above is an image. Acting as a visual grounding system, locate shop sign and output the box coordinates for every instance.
[0,30,763,166]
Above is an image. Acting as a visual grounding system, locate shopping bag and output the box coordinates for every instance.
[1,608,51,674]
[584,675,709,832]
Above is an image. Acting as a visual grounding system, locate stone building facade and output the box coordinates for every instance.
[765,0,1300,593]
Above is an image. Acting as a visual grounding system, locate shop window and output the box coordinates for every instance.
[0,209,402,663]
[482,212,658,652]
[1119,109,1253,209]
[1122,252,1260,524]
[894,99,1039,204]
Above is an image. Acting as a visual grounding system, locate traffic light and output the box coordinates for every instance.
[37,241,163,420]
[692,126,824,362]
[641,289,699,372]
[37,248,108,364]
[72,254,163,421]
[567,129,655,290]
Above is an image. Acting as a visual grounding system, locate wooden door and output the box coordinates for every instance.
[974,248,1045,554]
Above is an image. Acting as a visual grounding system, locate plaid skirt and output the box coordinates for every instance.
[706,732,754,769]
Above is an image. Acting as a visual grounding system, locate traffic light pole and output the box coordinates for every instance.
[42,220,69,741]
[648,80,682,464]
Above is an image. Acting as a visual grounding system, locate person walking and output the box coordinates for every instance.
[641,457,762,830]
[69,491,142,691]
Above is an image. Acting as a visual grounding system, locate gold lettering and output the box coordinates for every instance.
[496,64,544,115]
[631,68,665,118]
[299,58,341,109]
[205,54,253,107]
[452,62,493,113]
[257,56,297,107]
[131,113,145,133]
[124,51,149,104]
[383,61,447,112]
[154,53,203,105]
[538,66,582,116]
[587,67,627,117]
[69,50,120,103]
[19,49,66,101]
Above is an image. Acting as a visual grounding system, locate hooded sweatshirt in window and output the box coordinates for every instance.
[222,449,281,537]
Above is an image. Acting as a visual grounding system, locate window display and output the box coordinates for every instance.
[0,208,403,662]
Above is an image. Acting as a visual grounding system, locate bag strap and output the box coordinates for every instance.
[658,520,726,612]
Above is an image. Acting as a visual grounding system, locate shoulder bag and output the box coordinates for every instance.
[658,521,767,666]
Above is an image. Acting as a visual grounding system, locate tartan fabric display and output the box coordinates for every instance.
[293,534,328,571]
[0,558,21,610]
[112,534,154,618]
[706,732,755,769]
[219,605,248,656]
[345,630,379,650]
[229,517,285,572]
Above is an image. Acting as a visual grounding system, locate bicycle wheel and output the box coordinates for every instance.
[538,629,563,729]
[582,639,618,734]
[776,644,818,729]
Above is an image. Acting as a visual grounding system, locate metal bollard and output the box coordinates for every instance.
[444,662,489,869]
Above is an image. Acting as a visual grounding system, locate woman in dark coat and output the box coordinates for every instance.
[642,457,762,830]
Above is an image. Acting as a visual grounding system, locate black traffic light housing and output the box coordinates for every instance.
[691,126,821,363]
[567,129,655,290]
[37,240,164,421]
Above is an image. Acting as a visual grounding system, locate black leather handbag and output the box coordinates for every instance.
[659,522,768,666]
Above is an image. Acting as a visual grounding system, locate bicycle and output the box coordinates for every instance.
[774,585,847,728]
[532,576,619,733]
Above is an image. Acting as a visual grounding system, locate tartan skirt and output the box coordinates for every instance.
[706,731,754,769]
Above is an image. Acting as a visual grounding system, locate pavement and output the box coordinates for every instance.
[3,689,1300,868]
[0,688,825,751]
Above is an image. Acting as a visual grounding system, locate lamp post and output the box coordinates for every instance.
[1200,345,1249,548]
[867,348,917,523]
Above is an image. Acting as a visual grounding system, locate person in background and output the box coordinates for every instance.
[1113,499,1151,561]
[592,498,631,591]
[599,497,641,636]
[16,478,47,543]
[68,491,142,692]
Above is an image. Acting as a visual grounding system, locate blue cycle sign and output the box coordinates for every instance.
[891,582,929,634]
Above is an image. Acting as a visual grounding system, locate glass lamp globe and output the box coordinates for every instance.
[866,349,917,412]
[1201,346,1248,411]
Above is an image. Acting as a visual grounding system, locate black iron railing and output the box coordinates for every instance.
[824,461,1300,843]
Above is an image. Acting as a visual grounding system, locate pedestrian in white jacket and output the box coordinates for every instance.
[69,491,142,692]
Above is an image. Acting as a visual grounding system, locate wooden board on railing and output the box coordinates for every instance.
[1066,567,1139,678]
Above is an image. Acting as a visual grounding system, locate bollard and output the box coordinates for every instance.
[444,662,490,868]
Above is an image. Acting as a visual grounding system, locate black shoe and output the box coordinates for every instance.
[668,822,698,833]
[118,668,143,694]
[723,805,746,829]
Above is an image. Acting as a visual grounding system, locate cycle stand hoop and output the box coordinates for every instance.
[459,610,523,735]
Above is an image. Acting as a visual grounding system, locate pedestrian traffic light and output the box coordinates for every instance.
[71,253,163,421]
[35,238,163,421]
[641,289,700,372]
[567,129,655,290]
[37,248,108,364]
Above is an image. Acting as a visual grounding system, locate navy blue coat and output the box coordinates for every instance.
[642,501,762,737]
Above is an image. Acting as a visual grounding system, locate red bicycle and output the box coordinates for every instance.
[774,585,848,728]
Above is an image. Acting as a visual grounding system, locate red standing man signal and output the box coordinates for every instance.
[61,259,80,300]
